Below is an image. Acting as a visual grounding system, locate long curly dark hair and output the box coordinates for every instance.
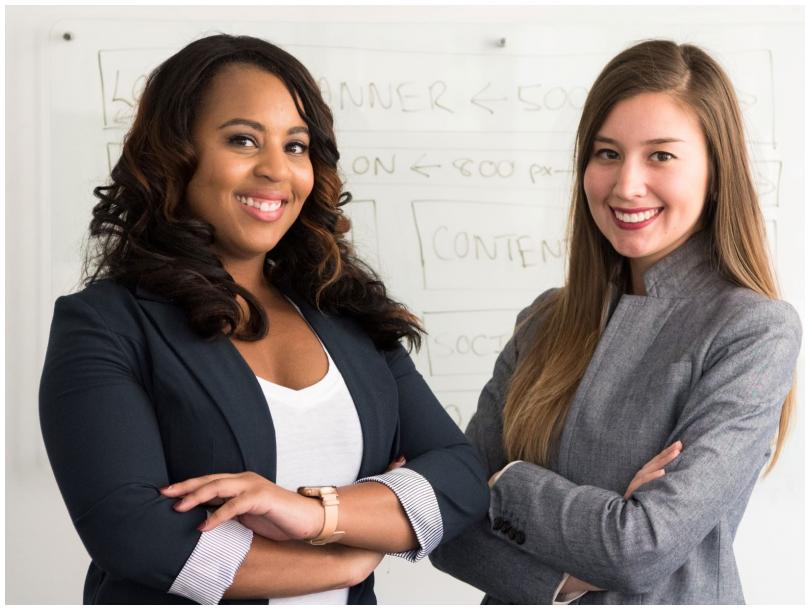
[85,34,422,351]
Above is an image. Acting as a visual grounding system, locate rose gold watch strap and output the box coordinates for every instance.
[309,491,345,545]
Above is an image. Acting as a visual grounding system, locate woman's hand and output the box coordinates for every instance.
[559,574,603,595]
[558,441,684,598]
[624,440,682,499]
[160,472,323,540]
[386,455,406,472]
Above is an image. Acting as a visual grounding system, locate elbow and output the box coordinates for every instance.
[427,525,474,580]
[465,448,492,520]
[606,535,682,594]
[444,444,491,527]
[472,477,491,520]
[72,485,201,590]
[428,546,446,573]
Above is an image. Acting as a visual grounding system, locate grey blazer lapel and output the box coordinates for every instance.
[557,295,681,479]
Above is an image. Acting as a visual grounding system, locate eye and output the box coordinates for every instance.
[286,140,310,155]
[651,151,675,162]
[594,148,619,160]
[227,134,258,149]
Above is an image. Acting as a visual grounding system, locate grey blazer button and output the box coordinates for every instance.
[492,517,504,530]
[508,528,517,540]
[515,531,526,545]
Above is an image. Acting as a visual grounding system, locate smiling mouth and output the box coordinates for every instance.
[235,194,288,213]
[611,207,663,224]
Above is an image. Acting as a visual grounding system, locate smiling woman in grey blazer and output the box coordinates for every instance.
[430,40,801,604]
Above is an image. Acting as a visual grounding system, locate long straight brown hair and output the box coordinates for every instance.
[502,40,794,473]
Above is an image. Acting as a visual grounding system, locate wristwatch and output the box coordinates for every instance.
[297,485,345,545]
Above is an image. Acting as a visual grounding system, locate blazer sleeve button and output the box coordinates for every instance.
[516,531,526,545]
[508,528,517,540]
[492,517,504,530]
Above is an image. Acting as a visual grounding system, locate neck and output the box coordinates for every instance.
[628,260,648,296]
[222,255,270,297]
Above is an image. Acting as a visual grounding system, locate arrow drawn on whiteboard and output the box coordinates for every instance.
[471,83,508,114]
[410,154,442,178]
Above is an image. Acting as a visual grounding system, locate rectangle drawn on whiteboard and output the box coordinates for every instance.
[423,309,520,377]
[412,199,567,291]
[106,142,123,174]
[434,390,482,431]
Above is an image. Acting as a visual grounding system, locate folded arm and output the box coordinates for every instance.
[39,294,380,603]
[488,299,801,593]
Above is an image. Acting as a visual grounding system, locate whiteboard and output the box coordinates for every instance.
[11,4,804,605]
[47,11,803,416]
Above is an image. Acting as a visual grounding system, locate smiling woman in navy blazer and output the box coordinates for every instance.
[39,34,489,605]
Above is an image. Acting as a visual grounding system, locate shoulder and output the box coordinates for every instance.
[52,279,144,337]
[57,278,134,307]
[702,285,802,366]
[708,283,801,335]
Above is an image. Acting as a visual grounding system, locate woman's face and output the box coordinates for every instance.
[186,63,314,265]
[583,92,710,274]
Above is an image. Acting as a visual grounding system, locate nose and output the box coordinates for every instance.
[612,157,647,201]
[253,144,291,183]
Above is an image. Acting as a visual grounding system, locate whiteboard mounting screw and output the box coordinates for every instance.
[63,32,73,41]
[496,37,506,48]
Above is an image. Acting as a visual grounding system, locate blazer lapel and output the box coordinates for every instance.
[134,286,277,481]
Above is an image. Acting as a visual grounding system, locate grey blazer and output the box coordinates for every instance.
[430,232,801,604]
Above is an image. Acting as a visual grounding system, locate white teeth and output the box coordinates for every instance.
[236,195,285,212]
[259,201,282,212]
[614,208,661,223]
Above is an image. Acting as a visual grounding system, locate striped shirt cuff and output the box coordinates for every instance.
[356,467,443,562]
[168,515,253,604]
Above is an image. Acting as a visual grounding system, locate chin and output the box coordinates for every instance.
[609,236,655,260]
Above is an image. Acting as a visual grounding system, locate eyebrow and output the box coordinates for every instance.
[217,118,309,136]
[594,135,685,145]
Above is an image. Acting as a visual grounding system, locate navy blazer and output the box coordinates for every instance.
[39,279,489,604]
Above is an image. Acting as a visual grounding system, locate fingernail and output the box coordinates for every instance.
[173,501,183,510]
[159,485,172,493]
[197,521,207,532]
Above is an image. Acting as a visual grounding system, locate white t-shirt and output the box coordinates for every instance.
[257,344,363,605]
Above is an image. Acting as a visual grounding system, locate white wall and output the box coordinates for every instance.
[5,4,805,604]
